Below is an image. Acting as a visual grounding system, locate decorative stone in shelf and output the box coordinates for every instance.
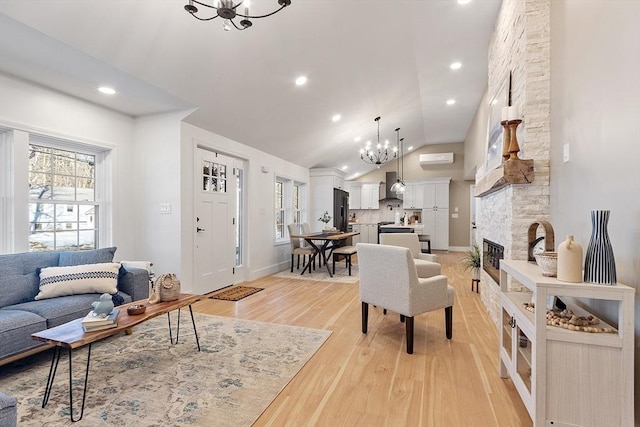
[475,158,534,197]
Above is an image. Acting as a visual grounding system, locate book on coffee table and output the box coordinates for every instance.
[81,308,119,328]
[83,322,119,332]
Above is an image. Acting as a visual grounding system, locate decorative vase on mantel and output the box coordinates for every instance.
[583,210,617,285]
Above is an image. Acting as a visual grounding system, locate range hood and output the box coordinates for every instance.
[379,172,403,206]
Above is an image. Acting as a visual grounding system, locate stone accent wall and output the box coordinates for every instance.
[478,0,552,327]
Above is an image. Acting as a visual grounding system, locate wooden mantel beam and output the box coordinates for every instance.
[475,158,534,198]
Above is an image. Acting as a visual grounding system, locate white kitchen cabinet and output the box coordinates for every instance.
[361,183,382,209]
[351,223,377,244]
[423,207,449,250]
[344,181,362,209]
[310,168,345,232]
[421,178,450,250]
[402,182,424,209]
[499,260,634,427]
[424,181,449,209]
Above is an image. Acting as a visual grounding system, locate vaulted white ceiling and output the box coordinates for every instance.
[0,0,501,177]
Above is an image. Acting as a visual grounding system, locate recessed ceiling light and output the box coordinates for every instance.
[458,0,471,4]
[98,86,116,95]
[354,136,361,142]
[446,99,456,106]
[295,76,307,86]
[407,146,414,151]
[450,62,462,70]
[341,165,348,170]
[332,114,341,122]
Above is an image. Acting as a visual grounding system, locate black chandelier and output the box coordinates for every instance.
[360,116,397,168]
[184,0,292,31]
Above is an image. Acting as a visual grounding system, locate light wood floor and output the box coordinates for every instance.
[194,252,532,426]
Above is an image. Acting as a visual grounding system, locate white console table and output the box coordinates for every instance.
[499,259,634,427]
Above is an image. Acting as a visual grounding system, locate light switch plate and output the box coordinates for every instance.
[160,203,172,214]
[451,213,459,219]
[563,143,570,162]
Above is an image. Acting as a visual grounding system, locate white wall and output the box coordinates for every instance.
[463,88,489,180]
[0,73,138,259]
[180,122,310,285]
[549,0,640,415]
[0,73,312,287]
[132,111,192,277]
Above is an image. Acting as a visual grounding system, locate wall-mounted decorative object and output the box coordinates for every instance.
[486,71,511,172]
[557,235,583,283]
[584,210,617,284]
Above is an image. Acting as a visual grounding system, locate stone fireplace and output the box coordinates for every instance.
[475,0,552,326]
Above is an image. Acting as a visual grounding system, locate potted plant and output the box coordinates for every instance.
[318,211,332,230]
[460,243,482,280]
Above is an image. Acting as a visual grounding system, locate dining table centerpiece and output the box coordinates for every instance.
[318,211,332,231]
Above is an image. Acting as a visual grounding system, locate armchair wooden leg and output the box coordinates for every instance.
[383,308,387,315]
[333,254,336,275]
[400,314,405,323]
[406,316,414,354]
[291,254,294,272]
[445,306,453,339]
[362,302,369,334]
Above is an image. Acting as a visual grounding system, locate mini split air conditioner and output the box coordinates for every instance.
[419,153,454,166]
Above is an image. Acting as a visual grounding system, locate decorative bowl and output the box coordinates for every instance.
[534,251,558,277]
[127,304,146,315]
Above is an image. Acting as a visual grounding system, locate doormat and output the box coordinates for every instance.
[210,285,264,301]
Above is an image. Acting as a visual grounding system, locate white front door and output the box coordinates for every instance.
[194,148,236,294]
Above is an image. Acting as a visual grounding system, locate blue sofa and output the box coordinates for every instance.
[0,247,149,364]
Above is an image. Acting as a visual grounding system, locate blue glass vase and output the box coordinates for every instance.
[583,210,617,284]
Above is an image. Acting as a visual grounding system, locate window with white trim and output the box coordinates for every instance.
[28,143,100,251]
[275,179,285,241]
[274,177,307,243]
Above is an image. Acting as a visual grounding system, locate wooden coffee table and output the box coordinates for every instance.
[31,293,202,422]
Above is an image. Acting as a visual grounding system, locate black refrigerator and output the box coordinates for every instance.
[333,188,349,232]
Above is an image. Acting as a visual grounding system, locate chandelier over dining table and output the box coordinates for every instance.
[184,0,292,31]
[360,116,397,168]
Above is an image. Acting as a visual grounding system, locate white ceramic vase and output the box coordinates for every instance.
[557,235,583,283]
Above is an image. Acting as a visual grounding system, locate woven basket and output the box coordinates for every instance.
[155,273,181,302]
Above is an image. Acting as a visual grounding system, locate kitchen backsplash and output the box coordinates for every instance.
[349,207,422,224]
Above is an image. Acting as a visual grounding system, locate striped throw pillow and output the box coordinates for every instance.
[35,262,120,300]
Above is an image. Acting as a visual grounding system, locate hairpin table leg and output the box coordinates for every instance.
[188,305,201,352]
[68,344,92,422]
[42,346,62,408]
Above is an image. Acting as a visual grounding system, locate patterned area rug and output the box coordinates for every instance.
[210,285,264,301]
[273,263,359,283]
[0,313,331,426]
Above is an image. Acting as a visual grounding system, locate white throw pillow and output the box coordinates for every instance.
[35,262,121,300]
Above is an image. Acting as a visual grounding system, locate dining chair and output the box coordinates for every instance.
[357,243,454,354]
[301,222,330,267]
[379,233,441,278]
[287,223,317,273]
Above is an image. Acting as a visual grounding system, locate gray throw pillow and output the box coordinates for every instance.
[58,247,117,266]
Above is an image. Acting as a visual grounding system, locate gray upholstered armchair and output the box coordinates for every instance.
[356,243,454,354]
[379,233,440,278]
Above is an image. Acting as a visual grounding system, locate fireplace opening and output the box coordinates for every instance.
[483,239,504,284]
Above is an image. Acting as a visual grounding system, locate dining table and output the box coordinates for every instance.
[290,231,359,277]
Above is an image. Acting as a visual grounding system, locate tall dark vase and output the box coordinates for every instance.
[583,210,617,284]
